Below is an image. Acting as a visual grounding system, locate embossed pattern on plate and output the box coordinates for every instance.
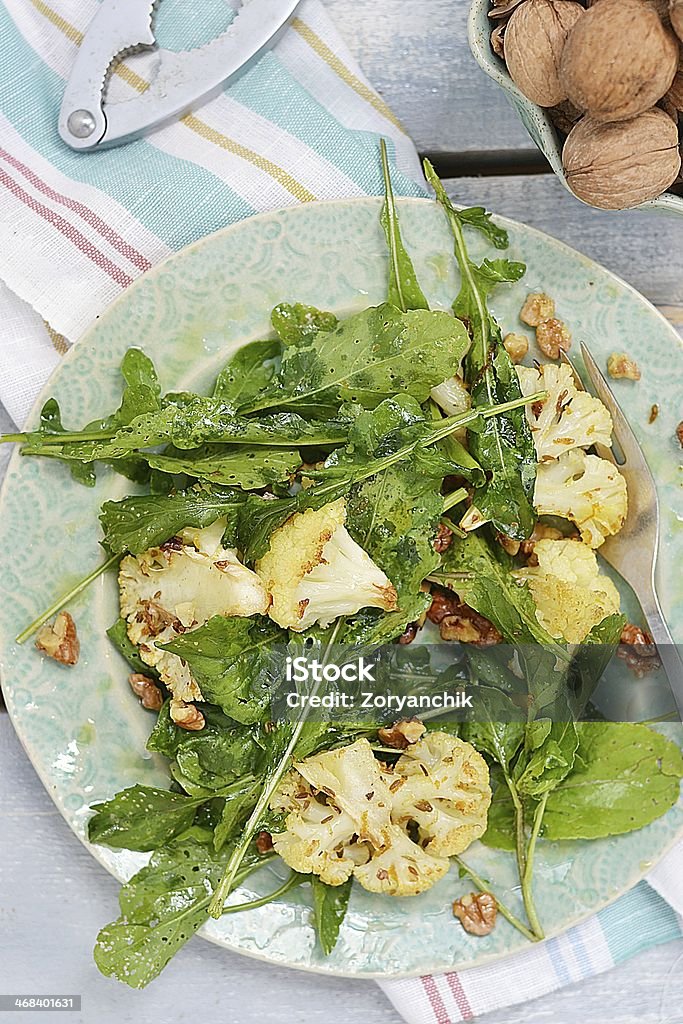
[1,198,682,978]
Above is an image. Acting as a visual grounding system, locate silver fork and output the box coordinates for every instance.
[560,343,683,719]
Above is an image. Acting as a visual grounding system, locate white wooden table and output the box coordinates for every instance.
[2,1,683,1021]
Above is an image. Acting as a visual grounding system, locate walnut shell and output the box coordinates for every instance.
[562,108,681,208]
[560,0,679,122]
[505,0,585,107]
[671,0,683,38]
[662,54,683,111]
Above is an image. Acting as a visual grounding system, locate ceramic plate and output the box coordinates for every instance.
[1,198,682,979]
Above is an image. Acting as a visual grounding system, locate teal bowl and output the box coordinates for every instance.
[467,0,683,216]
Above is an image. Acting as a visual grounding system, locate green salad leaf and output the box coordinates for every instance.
[145,445,301,490]
[271,303,338,347]
[106,617,159,677]
[159,616,285,724]
[311,876,352,955]
[94,827,271,988]
[99,485,244,555]
[243,303,470,416]
[379,139,429,313]
[424,161,535,540]
[89,785,205,851]
[543,723,683,839]
[212,339,281,409]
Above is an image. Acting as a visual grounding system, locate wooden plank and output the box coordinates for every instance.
[444,174,683,315]
[321,0,532,154]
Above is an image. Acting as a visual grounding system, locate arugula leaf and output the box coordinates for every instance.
[55,404,352,463]
[480,770,517,852]
[456,207,510,249]
[243,303,470,415]
[311,876,352,955]
[213,778,262,852]
[543,723,683,839]
[147,703,265,790]
[99,486,244,555]
[271,303,338,347]
[432,532,557,645]
[159,617,285,724]
[513,720,579,798]
[106,617,159,677]
[93,827,268,988]
[379,139,429,312]
[212,339,280,409]
[461,690,525,773]
[88,785,202,851]
[424,161,535,540]
[33,399,96,486]
[345,462,443,643]
[145,446,301,490]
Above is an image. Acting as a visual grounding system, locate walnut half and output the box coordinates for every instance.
[129,673,163,711]
[453,892,498,935]
[170,699,205,731]
[35,611,79,666]
[378,718,426,750]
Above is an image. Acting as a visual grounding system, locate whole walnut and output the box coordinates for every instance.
[663,54,683,112]
[562,108,681,209]
[560,0,679,122]
[504,0,584,107]
[671,0,683,39]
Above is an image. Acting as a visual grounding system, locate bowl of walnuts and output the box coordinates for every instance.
[468,0,683,212]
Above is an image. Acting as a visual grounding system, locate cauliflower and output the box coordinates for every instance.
[270,734,491,897]
[533,449,627,548]
[354,825,449,895]
[516,538,621,643]
[516,363,613,462]
[255,498,397,631]
[430,375,471,418]
[119,520,269,702]
[390,733,491,858]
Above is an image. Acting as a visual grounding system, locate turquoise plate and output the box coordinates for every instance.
[1,198,682,978]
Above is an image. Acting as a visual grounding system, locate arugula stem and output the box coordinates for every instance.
[221,871,304,915]
[15,553,119,644]
[207,618,346,918]
[1,429,117,446]
[453,855,538,943]
[442,488,468,513]
[504,772,527,877]
[521,792,548,940]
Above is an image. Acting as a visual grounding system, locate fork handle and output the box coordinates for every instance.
[640,586,683,721]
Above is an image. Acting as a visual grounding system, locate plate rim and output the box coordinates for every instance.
[2,195,682,979]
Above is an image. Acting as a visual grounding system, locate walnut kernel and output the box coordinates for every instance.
[520,292,555,326]
[536,318,572,358]
[503,332,529,363]
[170,699,205,731]
[378,718,427,749]
[607,352,641,381]
[35,611,79,665]
[453,892,498,935]
[128,673,163,711]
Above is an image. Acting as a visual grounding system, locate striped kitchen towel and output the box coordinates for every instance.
[0,2,682,1021]
[0,0,424,427]
[380,841,683,1022]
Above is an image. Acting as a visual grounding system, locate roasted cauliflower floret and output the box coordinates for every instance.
[533,450,627,548]
[353,824,449,896]
[255,498,397,631]
[390,733,491,858]
[119,520,269,702]
[294,738,392,847]
[270,733,490,897]
[430,375,471,417]
[516,538,620,643]
[272,785,369,886]
[516,363,613,462]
